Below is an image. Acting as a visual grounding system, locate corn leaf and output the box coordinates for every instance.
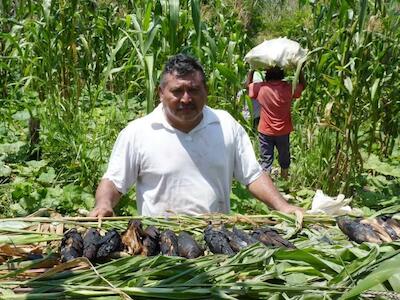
[340,253,400,299]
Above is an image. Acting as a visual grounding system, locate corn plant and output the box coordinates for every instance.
[292,0,400,193]
[1,0,255,193]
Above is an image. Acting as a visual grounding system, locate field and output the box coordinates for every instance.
[1,0,400,298]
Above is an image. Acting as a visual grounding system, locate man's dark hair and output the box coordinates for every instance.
[265,66,285,81]
[160,53,207,87]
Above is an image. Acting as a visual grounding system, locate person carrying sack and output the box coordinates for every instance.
[247,66,306,179]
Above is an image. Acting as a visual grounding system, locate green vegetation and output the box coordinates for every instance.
[291,0,400,195]
[1,214,400,299]
[1,0,399,217]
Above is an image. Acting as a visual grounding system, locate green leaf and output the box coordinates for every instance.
[144,23,161,55]
[388,273,400,292]
[0,220,31,230]
[0,161,11,177]
[340,253,400,299]
[275,248,342,274]
[169,0,180,53]
[343,77,353,94]
[191,0,201,44]
[364,154,400,177]
[358,0,368,33]
[38,167,56,184]
[330,246,379,285]
[370,78,380,102]
[0,141,25,156]
[10,203,28,216]
[216,64,237,83]
[12,110,30,121]
[145,54,155,113]
[26,160,48,170]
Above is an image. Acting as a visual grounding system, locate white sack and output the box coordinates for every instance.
[245,37,307,69]
[307,190,353,216]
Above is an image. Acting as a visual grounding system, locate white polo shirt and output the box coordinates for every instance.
[103,104,262,216]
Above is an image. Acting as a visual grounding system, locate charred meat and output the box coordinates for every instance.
[360,218,393,243]
[121,219,145,255]
[204,225,235,255]
[220,225,247,252]
[142,226,160,256]
[96,229,122,259]
[383,217,400,237]
[377,217,399,240]
[337,217,382,244]
[82,228,101,261]
[253,227,296,249]
[60,229,83,262]
[160,230,179,256]
[232,226,259,246]
[177,231,204,258]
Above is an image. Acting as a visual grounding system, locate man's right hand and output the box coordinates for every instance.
[90,179,122,218]
[89,205,114,217]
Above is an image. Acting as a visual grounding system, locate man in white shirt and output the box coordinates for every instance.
[89,54,302,217]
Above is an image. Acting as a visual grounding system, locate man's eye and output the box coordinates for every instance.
[190,87,200,93]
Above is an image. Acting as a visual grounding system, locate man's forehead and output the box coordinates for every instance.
[169,70,202,79]
[165,71,203,85]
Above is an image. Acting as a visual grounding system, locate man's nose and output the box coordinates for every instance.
[180,90,192,103]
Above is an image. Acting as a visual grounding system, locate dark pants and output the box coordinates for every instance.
[253,117,260,130]
[258,132,290,172]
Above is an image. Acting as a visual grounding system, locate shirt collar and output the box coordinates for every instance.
[151,104,220,133]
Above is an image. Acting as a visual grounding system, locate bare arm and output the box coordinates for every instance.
[245,70,255,90]
[89,179,122,217]
[247,173,303,214]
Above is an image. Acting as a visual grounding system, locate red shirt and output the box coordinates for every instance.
[249,81,304,136]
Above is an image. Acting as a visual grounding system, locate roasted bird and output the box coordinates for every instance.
[96,229,122,259]
[160,230,179,256]
[336,217,382,244]
[232,226,259,246]
[220,225,247,252]
[381,217,400,238]
[252,227,296,249]
[177,231,204,258]
[377,217,399,240]
[204,225,235,255]
[121,219,145,255]
[60,229,83,262]
[142,226,160,256]
[360,218,392,243]
[82,228,101,261]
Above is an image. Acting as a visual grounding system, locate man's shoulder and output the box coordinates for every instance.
[268,80,291,88]
[203,106,241,135]
[123,106,162,133]
[204,106,236,123]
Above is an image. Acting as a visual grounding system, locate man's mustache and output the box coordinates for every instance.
[177,103,196,110]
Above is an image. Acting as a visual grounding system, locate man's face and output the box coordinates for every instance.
[159,71,207,132]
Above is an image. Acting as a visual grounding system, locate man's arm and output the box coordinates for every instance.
[245,70,255,90]
[247,173,303,214]
[89,179,122,217]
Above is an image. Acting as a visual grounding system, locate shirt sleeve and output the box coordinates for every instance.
[248,82,262,99]
[233,122,263,185]
[102,125,139,194]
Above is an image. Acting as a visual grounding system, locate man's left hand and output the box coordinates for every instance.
[279,204,304,215]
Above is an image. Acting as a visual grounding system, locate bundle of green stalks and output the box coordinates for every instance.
[1,213,400,299]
